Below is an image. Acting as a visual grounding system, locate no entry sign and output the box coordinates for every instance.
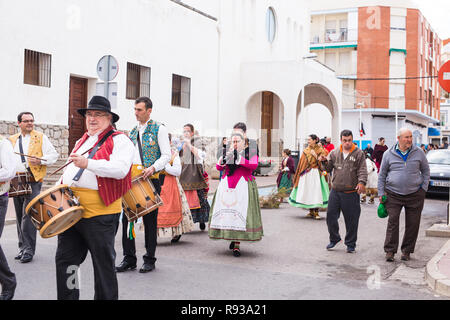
[438,60,450,92]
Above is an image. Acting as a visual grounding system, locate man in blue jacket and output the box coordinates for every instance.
[378,127,430,262]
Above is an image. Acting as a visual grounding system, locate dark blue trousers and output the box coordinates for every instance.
[326,189,361,248]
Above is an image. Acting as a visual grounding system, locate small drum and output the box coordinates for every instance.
[122,175,163,222]
[25,184,84,238]
[8,172,32,197]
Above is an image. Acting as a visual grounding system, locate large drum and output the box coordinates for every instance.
[25,184,84,238]
[8,172,32,197]
[122,175,163,222]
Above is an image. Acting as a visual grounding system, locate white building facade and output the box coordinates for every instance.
[0,0,342,161]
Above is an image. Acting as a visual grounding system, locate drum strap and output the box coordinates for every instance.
[136,132,145,166]
[72,130,115,182]
[18,135,27,164]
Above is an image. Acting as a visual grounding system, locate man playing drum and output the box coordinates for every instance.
[116,96,170,274]
[9,112,58,263]
[56,96,135,300]
[0,135,18,300]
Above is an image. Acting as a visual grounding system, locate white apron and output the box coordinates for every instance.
[210,176,249,231]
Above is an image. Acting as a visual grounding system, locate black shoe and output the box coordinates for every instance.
[20,253,33,263]
[386,252,395,262]
[171,235,182,243]
[346,246,356,253]
[14,251,23,260]
[0,282,16,300]
[115,260,137,273]
[233,248,241,257]
[199,223,206,231]
[229,242,235,250]
[139,263,155,273]
[401,253,410,261]
[326,240,341,250]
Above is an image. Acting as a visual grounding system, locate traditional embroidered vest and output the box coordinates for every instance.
[72,126,132,208]
[0,135,10,195]
[9,130,46,181]
[129,120,161,168]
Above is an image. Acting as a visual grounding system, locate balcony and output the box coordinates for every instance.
[310,28,357,49]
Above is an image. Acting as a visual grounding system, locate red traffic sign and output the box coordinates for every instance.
[438,60,450,92]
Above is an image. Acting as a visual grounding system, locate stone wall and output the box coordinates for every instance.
[0,121,70,158]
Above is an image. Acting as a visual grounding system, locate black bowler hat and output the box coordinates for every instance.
[77,95,120,123]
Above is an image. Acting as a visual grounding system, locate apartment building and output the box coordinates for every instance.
[309,0,442,148]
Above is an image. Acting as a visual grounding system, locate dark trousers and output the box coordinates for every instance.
[0,195,16,292]
[119,178,160,265]
[384,189,425,254]
[13,181,41,256]
[326,190,361,248]
[55,213,120,300]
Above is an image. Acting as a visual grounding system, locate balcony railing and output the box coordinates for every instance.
[310,28,357,45]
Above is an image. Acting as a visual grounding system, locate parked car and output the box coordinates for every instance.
[426,149,450,196]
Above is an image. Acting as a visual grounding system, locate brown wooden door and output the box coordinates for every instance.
[68,76,87,152]
[261,91,273,157]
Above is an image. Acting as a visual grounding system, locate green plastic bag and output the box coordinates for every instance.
[377,195,388,218]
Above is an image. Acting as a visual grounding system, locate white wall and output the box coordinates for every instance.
[0,0,219,135]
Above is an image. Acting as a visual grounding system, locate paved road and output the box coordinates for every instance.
[1,193,448,300]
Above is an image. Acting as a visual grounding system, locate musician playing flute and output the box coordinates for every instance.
[9,112,58,264]
[56,96,134,300]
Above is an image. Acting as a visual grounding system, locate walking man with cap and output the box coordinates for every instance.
[378,127,430,262]
[319,129,367,253]
[9,112,58,263]
[56,96,135,300]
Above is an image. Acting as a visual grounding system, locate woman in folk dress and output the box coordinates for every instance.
[288,134,330,220]
[276,149,295,202]
[208,130,263,257]
[157,134,194,242]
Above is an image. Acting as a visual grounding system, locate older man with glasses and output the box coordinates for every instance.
[378,127,430,262]
[55,96,135,300]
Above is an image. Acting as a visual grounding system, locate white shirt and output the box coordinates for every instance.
[60,131,135,189]
[164,153,181,177]
[343,151,349,160]
[132,119,171,172]
[12,132,59,173]
[0,139,17,182]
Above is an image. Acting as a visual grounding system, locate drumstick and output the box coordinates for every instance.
[15,152,45,161]
[48,147,97,177]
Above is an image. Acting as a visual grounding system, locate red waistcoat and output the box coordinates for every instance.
[72,126,132,206]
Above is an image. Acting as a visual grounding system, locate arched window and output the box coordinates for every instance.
[266,7,276,43]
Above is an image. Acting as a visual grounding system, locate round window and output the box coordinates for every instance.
[266,7,276,43]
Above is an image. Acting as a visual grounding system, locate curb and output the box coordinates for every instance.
[426,239,450,297]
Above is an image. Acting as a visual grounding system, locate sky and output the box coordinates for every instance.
[414,0,450,40]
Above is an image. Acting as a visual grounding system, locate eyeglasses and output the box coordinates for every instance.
[86,112,108,118]
[20,120,34,123]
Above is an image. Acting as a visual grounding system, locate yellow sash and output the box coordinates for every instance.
[131,163,160,179]
[9,130,46,181]
[71,187,122,219]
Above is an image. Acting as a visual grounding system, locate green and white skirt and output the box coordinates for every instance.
[288,168,329,209]
[208,177,263,242]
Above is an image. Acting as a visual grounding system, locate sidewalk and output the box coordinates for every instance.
[4,175,278,225]
[426,239,450,297]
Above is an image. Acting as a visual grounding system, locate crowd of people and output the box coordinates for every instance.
[0,95,433,300]
[0,96,265,300]
[277,129,430,257]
